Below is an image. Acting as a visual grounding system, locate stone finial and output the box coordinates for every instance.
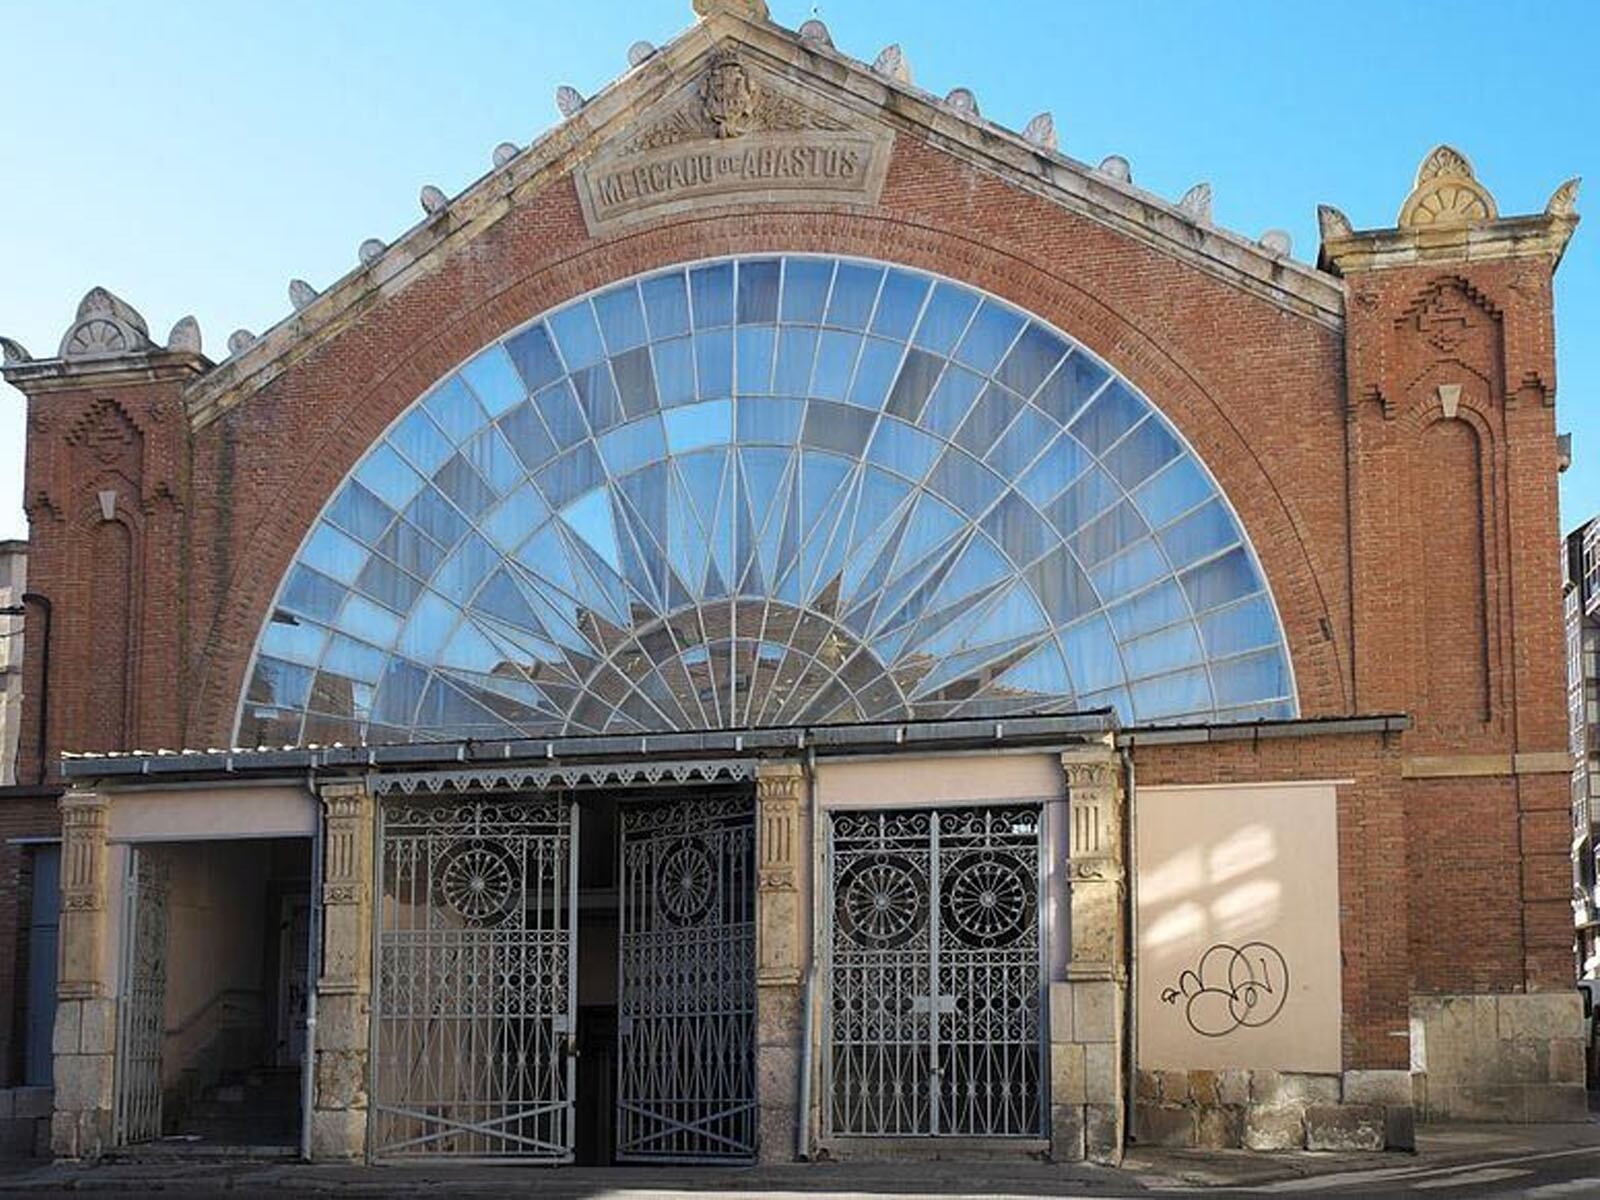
[872,44,912,84]
[420,184,448,215]
[1547,176,1581,217]
[798,18,832,47]
[1179,182,1213,223]
[1259,229,1293,256]
[555,85,585,118]
[627,40,656,67]
[1398,144,1497,228]
[0,337,31,365]
[58,286,153,359]
[289,279,319,311]
[226,329,256,357]
[1023,111,1058,151]
[944,87,979,116]
[692,0,769,18]
[493,141,519,168]
[1317,203,1354,240]
[358,239,386,266]
[1096,155,1132,183]
[166,316,202,354]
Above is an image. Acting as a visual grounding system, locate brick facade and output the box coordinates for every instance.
[0,6,1580,1104]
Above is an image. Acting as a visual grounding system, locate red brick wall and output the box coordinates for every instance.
[1339,257,1569,993]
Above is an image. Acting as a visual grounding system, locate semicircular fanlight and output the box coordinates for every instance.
[237,255,1295,746]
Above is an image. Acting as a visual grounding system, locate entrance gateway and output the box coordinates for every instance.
[369,788,1046,1161]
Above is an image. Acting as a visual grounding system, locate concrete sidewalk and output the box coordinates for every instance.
[0,1123,1596,1196]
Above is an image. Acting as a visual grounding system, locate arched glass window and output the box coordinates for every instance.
[238,256,1296,746]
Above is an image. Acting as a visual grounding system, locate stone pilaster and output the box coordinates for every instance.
[310,779,375,1160]
[1053,747,1126,1166]
[753,761,807,1163]
[51,790,116,1159]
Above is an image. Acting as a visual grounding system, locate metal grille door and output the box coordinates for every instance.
[826,806,1043,1138]
[373,798,576,1159]
[114,847,170,1146]
[617,793,756,1161]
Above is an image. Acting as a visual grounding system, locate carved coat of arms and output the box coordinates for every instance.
[700,52,758,138]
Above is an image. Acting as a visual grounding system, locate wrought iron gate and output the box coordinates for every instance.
[825,805,1044,1138]
[372,797,577,1159]
[114,847,170,1146]
[617,794,756,1161]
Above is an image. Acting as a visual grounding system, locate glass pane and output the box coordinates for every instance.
[913,282,980,353]
[594,283,648,352]
[690,262,735,328]
[642,271,691,337]
[506,323,563,391]
[737,258,781,324]
[781,258,833,323]
[870,270,929,340]
[825,263,883,329]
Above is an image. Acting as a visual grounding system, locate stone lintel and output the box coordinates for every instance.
[1,350,212,396]
[1319,212,1577,277]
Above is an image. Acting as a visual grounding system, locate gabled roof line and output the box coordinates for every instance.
[183,9,1345,429]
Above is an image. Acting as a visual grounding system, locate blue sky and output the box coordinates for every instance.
[2,0,1596,541]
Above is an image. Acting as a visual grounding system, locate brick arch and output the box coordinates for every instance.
[188,206,1348,746]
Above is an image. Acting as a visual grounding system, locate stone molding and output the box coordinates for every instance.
[755,760,806,987]
[1401,751,1572,778]
[59,792,109,918]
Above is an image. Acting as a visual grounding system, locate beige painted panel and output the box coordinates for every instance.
[817,753,1061,808]
[109,785,316,842]
[1136,782,1341,1073]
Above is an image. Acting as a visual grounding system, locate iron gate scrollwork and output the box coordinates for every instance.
[617,793,756,1161]
[114,847,170,1146]
[373,797,577,1159]
[825,805,1043,1138]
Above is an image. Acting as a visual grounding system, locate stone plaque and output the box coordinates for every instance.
[576,49,892,233]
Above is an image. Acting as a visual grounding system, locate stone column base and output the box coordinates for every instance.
[1049,978,1124,1164]
[756,981,802,1162]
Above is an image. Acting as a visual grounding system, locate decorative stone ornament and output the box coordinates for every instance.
[1437,382,1463,419]
[58,286,153,359]
[1097,155,1131,183]
[798,18,832,47]
[166,316,202,354]
[872,44,912,84]
[627,40,656,67]
[1398,144,1498,227]
[227,329,257,357]
[358,238,386,265]
[492,141,519,168]
[699,50,758,138]
[1023,111,1058,151]
[555,84,585,118]
[944,87,979,115]
[1317,203,1354,240]
[1259,229,1293,256]
[692,0,769,19]
[0,336,31,364]
[288,279,319,311]
[1546,176,1581,217]
[1179,182,1213,223]
[419,184,448,215]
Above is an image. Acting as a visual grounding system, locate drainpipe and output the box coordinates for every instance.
[300,769,324,1161]
[0,594,52,785]
[1120,744,1138,1142]
[795,743,819,1161]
